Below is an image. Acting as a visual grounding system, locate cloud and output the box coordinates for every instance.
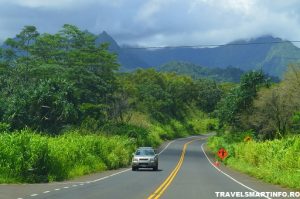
[1,0,300,47]
[0,0,123,8]
[125,0,300,47]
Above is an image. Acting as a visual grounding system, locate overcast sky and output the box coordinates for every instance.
[1,0,300,47]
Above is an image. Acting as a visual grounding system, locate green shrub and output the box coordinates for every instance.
[0,122,10,132]
[207,136,227,153]
[189,118,219,134]
[170,119,188,138]
[147,126,164,147]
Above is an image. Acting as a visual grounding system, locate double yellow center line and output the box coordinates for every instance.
[147,139,198,199]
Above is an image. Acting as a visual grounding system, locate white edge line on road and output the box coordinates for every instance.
[30,193,38,197]
[201,143,272,199]
[53,181,87,184]
[158,140,175,155]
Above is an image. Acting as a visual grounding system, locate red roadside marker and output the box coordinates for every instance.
[217,148,228,160]
[213,160,220,167]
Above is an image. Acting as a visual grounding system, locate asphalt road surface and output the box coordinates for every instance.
[1,135,295,199]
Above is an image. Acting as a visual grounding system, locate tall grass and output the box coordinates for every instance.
[208,134,300,189]
[0,129,135,183]
[0,111,213,183]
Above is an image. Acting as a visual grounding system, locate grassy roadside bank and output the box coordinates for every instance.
[207,133,300,189]
[0,111,217,184]
[0,130,135,183]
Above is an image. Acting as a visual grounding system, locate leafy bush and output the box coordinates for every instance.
[190,118,219,134]
[0,122,10,132]
[170,119,188,138]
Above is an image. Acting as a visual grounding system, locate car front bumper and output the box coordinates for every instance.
[132,161,157,168]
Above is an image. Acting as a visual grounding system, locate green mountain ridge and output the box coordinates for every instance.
[95,33,300,78]
[156,61,280,82]
[256,42,300,76]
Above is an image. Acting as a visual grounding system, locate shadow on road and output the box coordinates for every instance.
[133,169,163,172]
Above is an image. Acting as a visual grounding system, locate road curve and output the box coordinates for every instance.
[2,135,293,199]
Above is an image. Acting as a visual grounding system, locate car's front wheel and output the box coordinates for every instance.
[153,165,158,171]
[132,166,138,171]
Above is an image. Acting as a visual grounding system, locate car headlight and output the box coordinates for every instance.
[133,158,138,161]
[150,158,155,162]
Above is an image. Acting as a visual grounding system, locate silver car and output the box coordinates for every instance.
[132,147,158,171]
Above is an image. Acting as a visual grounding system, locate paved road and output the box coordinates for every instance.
[1,135,294,199]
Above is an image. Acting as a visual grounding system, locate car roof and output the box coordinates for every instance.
[137,147,154,150]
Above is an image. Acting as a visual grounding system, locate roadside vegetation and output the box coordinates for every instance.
[0,130,134,183]
[0,25,218,183]
[208,64,300,189]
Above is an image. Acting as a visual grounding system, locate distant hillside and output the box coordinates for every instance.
[96,33,300,78]
[157,61,244,82]
[156,61,280,83]
[256,42,300,76]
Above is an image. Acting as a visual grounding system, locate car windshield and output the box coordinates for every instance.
[135,149,155,156]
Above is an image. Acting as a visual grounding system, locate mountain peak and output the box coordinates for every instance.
[95,31,120,51]
[229,35,283,45]
[251,35,283,42]
[101,31,109,36]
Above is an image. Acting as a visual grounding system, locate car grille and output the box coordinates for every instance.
[139,163,148,166]
[139,158,148,161]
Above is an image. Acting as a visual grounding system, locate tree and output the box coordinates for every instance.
[109,75,136,123]
[122,69,200,122]
[250,87,295,138]
[193,79,222,112]
[216,71,269,128]
[2,78,78,132]
[0,26,38,68]
[0,24,120,133]
[247,64,300,138]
